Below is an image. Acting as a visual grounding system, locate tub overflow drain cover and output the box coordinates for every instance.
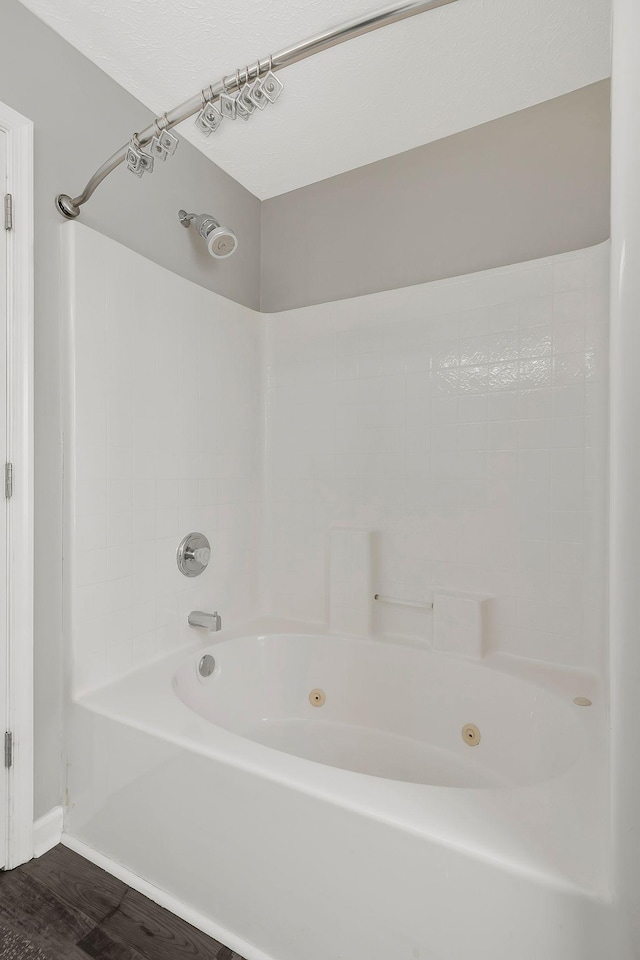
[198,654,215,678]
[309,688,326,707]
[462,723,481,746]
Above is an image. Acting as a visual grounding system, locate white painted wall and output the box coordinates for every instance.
[610,0,640,951]
[263,244,609,672]
[65,224,262,693]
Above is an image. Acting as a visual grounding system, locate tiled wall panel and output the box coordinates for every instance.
[66,224,262,694]
[66,230,608,684]
[263,244,609,672]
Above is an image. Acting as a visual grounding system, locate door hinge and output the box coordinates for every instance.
[4,194,13,231]
[4,732,12,769]
[4,463,12,500]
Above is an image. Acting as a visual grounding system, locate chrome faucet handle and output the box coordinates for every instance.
[177,533,211,578]
[188,610,222,631]
[187,545,211,564]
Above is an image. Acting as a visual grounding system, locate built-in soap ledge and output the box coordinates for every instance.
[372,590,491,659]
[432,591,491,659]
[327,525,491,657]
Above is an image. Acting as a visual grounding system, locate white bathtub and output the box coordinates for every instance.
[63,619,620,960]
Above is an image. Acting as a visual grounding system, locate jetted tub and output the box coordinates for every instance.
[63,620,619,960]
[174,632,581,789]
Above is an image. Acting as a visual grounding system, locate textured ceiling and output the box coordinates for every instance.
[19,0,611,199]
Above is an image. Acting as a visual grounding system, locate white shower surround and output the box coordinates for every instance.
[62,225,613,958]
[65,226,609,688]
[264,242,609,672]
[63,223,262,694]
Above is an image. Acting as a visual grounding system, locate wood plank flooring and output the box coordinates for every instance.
[0,845,246,960]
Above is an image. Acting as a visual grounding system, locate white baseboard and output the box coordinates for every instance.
[33,806,64,858]
[61,833,277,960]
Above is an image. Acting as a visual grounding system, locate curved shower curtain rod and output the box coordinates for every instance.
[55,0,457,219]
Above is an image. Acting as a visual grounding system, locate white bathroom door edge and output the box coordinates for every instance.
[0,99,34,869]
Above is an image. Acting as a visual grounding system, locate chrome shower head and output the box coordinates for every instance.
[178,209,239,259]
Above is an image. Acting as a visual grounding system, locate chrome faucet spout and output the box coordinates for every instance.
[188,611,222,632]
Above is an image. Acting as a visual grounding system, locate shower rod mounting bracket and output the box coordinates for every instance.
[54,0,458,220]
[56,194,81,219]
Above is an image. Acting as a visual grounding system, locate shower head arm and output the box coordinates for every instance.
[178,211,222,240]
[55,0,458,219]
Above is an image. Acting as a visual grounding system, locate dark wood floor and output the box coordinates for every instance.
[0,845,246,960]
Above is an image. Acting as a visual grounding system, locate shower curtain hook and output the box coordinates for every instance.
[249,58,268,109]
[194,88,222,135]
[235,65,256,116]
[261,53,283,104]
[150,114,179,160]
[126,132,153,177]
[220,73,237,120]
[234,68,251,120]
[240,66,257,114]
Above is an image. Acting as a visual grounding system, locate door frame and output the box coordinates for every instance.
[0,100,34,868]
